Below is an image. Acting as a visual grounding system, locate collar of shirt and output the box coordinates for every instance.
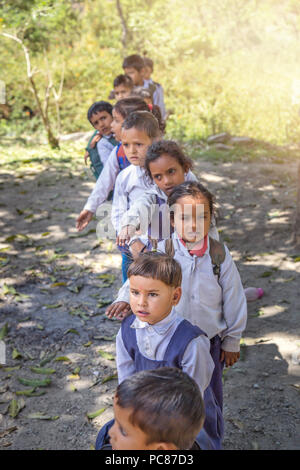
[130,308,178,335]
[179,235,208,257]
[172,232,210,258]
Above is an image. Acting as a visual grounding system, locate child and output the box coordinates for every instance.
[76,97,153,232]
[113,74,134,101]
[116,140,219,260]
[111,111,163,281]
[84,101,118,180]
[95,367,209,450]
[108,182,247,418]
[122,54,166,121]
[143,56,154,81]
[115,252,223,450]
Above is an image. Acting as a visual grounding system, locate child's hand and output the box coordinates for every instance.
[220,350,240,367]
[76,210,94,231]
[84,150,89,165]
[106,301,131,320]
[90,134,102,148]
[116,225,136,246]
[130,239,146,259]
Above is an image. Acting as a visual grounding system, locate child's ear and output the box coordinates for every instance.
[172,286,182,306]
[154,442,178,450]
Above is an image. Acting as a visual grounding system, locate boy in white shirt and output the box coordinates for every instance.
[116,251,223,449]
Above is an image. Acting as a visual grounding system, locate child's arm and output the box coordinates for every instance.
[181,334,215,397]
[116,328,136,383]
[218,246,247,360]
[105,279,131,319]
[111,172,130,233]
[118,190,158,243]
[76,146,119,231]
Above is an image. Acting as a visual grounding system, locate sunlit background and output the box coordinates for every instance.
[1,0,300,145]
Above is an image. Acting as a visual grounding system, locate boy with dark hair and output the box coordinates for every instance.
[85,101,118,180]
[113,74,134,101]
[95,368,208,450]
[122,54,166,120]
[114,251,223,450]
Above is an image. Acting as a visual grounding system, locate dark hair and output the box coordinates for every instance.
[113,96,149,119]
[127,251,182,287]
[143,57,154,72]
[87,101,113,123]
[113,74,134,89]
[131,86,152,101]
[167,181,215,216]
[145,140,193,180]
[122,110,161,140]
[116,367,205,449]
[122,54,145,72]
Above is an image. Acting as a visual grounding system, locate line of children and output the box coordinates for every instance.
[106,181,247,448]
[76,97,161,232]
[75,55,259,451]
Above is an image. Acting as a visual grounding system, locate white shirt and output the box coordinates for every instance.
[83,146,121,213]
[111,164,155,233]
[96,135,116,166]
[116,309,214,396]
[114,233,247,352]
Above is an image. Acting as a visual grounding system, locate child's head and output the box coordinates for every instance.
[113,74,134,101]
[111,96,149,141]
[131,86,153,105]
[168,181,214,244]
[145,140,193,196]
[121,111,162,166]
[122,54,145,86]
[127,251,182,324]
[87,101,113,136]
[109,367,205,450]
[143,57,153,80]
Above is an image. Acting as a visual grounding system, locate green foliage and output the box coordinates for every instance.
[1,0,300,146]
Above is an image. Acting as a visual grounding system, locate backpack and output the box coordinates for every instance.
[116,143,130,171]
[86,132,118,180]
[163,237,226,281]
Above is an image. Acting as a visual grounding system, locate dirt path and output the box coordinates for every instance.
[0,147,299,450]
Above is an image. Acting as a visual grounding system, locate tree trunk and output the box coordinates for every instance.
[116,0,130,53]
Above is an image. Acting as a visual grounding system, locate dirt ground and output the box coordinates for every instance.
[0,143,299,450]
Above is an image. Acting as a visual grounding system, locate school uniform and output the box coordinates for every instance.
[114,232,247,410]
[111,164,156,282]
[83,143,130,215]
[143,78,166,120]
[116,309,223,449]
[111,164,154,233]
[96,134,117,166]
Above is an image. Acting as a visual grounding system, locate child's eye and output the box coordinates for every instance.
[168,169,176,174]
[153,175,161,181]
[130,290,139,296]
[149,292,158,297]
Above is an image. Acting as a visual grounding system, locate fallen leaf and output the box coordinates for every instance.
[98,350,115,361]
[64,328,80,336]
[9,398,25,418]
[0,426,18,439]
[17,377,51,387]
[50,282,67,288]
[0,323,9,340]
[12,348,23,360]
[43,303,62,309]
[86,407,106,419]
[101,373,118,384]
[27,413,59,420]
[54,356,71,362]
[30,366,56,375]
